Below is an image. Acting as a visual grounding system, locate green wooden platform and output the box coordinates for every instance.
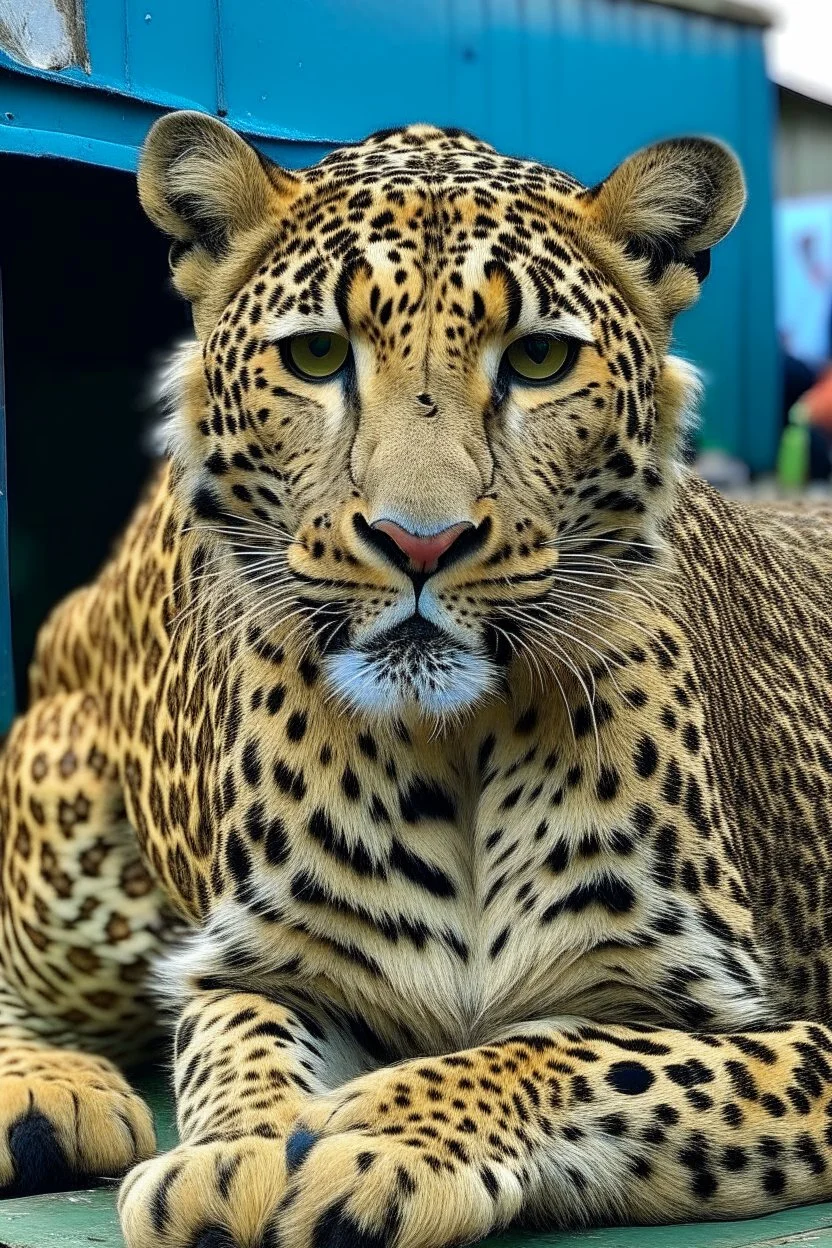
[2,1076,832,1248]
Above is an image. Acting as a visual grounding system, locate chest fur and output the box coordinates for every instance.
[149,683,767,1054]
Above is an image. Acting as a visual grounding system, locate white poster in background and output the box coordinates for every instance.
[775,196,832,368]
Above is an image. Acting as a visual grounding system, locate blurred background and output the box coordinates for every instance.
[0,0,830,723]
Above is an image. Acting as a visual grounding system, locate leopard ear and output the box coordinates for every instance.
[585,137,745,293]
[138,110,299,316]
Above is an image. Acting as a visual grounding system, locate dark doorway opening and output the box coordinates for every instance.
[0,154,190,707]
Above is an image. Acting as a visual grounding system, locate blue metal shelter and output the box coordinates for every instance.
[0,0,779,727]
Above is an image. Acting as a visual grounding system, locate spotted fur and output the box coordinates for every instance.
[0,113,829,1244]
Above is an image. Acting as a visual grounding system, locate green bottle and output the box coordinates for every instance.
[776,401,810,490]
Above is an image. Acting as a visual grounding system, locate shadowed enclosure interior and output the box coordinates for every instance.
[0,154,190,707]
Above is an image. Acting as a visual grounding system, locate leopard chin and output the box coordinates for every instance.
[324,618,497,719]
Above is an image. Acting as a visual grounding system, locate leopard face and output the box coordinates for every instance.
[140,116,744,720]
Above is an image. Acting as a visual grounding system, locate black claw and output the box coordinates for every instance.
[1,1111,76,1197]
[285,1128,320,1175]
[312,1198,395,1248]
[192,1227,279,1248]
[191,1229,239,1248]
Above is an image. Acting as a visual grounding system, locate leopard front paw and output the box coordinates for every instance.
[118,1139,288,1248]
[272,1077,523,1248]
[0,1047,155,1197]
[274,1129,513,1248]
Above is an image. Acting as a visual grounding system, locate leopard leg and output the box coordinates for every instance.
[273,1018,832,1248]
[0,691,169,1194]
[118,989,375,1248]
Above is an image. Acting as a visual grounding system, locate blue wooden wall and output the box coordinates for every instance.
[0,0,779,471]
[0,0,779,468]
[0,0,780,733]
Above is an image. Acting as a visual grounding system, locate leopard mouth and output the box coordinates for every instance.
[323,615,496,718]
[367,615,450,653]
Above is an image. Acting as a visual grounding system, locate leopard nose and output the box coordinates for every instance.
[371,519,473,573]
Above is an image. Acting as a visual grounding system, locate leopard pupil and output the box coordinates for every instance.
[525,336,550,364]
[308,334,332,358]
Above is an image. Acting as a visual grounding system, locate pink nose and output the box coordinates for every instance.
[372,519,472,573]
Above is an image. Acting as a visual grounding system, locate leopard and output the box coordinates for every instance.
[1,108,832,1248]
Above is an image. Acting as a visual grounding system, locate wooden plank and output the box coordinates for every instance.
[4,1184,832,1248]
[488,1204,832,1247]
[1,1076,832,1248]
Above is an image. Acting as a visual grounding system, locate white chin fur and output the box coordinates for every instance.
[324,646,496,719]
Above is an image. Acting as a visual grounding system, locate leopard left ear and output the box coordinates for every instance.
[138,110,300,329]
[584,137,746,291]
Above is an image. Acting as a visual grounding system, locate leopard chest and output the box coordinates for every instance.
[165,741,687,1055]
[145,651,764,1049]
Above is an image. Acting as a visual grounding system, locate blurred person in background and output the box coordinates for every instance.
[782,343,832,478]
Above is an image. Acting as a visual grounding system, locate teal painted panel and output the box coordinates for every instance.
[0,0,780,481]
[0,0,779,470]
[0,123,140,171]
[448,0,490,139]
[524,0,559,163]
[734,34,780,474]
[482,0,530,155]
[218,0,453,141]
[0,67,333,170]
[124,0,219,108]
[0,57,203,147]
[0,36,206,117]
[514,0,777,470]
[80,0,128,88]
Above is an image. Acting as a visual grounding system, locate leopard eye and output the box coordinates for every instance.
[283,332,350,380]
[504,334,575,383]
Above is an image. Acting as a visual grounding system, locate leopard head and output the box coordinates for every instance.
[139,112,744,721]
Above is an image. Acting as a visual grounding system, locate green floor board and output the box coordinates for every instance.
[2,1075,832,1247]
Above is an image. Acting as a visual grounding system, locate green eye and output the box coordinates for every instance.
[505,334,574,382]
[284,332,350,380]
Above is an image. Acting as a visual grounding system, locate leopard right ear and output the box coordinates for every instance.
[582,137,745,320]
[138,111,300,317]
